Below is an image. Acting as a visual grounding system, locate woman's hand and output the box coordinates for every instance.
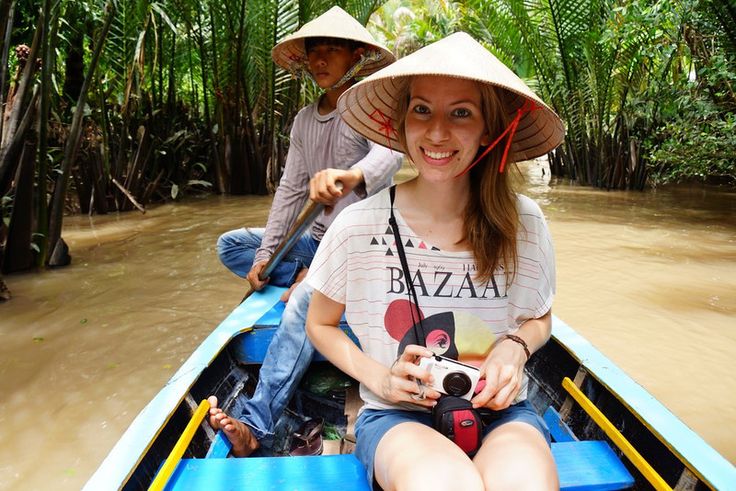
[471,338,528,411]
[374,345,440,409]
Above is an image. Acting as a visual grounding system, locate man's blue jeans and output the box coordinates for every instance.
[216,227,319,445]
[217,228,319,286]
[240,280,316,445]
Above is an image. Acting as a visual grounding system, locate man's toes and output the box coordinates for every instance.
[209,411,225,429]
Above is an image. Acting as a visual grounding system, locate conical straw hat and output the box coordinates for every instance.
[337,32,565,163]
[271,6,395,78]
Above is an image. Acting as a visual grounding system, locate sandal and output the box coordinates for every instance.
[288,418,324,457]
[339,433,356,454]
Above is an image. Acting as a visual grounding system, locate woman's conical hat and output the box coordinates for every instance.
[271,6,395,78]
[337,32,565,163]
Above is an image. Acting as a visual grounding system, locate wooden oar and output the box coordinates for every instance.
[260,200,322,281]
[243,181,343,300]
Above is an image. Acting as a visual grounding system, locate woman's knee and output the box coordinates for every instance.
[374,424,484,491]
[396,459,483,491]
[475,423,558,491]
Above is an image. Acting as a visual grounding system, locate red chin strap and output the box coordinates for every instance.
[456,100,541,177]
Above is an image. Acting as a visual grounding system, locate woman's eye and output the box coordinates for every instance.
[452,108,471,118]
[412,104,429,115]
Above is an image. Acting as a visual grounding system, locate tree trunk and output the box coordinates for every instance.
[0,0,17,146]
[62,27,84,106]
[2,137,36,273]
[47,1,115,263]
[0,14,41,188]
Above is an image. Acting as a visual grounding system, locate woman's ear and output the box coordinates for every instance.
[480,132,491,146]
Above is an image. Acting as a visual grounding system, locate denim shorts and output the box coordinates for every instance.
[354,399,550,487]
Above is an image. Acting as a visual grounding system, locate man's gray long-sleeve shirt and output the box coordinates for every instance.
[254,101,403,265]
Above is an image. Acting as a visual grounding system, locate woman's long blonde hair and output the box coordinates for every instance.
[396,77,519,287]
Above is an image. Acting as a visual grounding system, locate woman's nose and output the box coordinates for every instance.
[426,115,450,142]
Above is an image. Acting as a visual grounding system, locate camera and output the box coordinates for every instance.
[418,355,481,400]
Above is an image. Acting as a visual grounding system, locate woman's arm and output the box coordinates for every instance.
[306,290,438,408]
[471,310,552,410]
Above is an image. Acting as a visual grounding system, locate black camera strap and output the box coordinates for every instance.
[388,185,425,347]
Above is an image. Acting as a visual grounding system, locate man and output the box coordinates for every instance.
[209,7,401,456]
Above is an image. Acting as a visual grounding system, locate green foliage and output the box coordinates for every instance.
[647,110,736,184]
[370,0,463,58]
[371,0,734,188]
[643,54,736,184]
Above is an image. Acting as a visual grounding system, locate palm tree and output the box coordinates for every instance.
[0,0,390,276]
[461,0,704,189]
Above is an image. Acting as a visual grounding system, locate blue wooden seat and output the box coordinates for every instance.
[165,436,633,491]
[553,441,634,490]
[546,406,634,490]
[164,454,371,491]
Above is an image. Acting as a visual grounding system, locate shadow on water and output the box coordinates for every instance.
[0,161,734,489]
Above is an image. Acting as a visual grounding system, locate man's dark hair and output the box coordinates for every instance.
[304,36,364,53]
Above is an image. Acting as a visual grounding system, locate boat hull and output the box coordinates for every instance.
[84,286,735,490]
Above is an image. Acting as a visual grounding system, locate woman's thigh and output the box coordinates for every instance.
[357,409,483,491]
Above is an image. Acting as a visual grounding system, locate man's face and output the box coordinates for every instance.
[306,43,361,89]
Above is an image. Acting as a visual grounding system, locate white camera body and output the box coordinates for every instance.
[418,355,481,401]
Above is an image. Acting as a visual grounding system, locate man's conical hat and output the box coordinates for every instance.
[271,6,395,77]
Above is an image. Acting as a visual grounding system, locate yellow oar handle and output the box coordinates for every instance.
[561,377,673,491]
[148,399,211,491]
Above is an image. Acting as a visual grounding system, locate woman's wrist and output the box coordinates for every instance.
[493,334,531,361]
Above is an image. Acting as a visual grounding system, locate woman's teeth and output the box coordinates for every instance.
[424,149,453,159]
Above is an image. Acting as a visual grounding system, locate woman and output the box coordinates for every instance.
[305,32,565,490]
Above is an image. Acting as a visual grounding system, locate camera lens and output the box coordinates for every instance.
[443,372,471,397]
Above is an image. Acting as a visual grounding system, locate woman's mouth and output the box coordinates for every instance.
[422,147,456,161]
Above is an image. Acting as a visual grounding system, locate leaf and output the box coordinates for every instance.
[171,183,179,200]
[187,179,212,187]
[151,3,178,34]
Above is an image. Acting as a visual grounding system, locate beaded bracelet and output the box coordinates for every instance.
[494,334,531,361]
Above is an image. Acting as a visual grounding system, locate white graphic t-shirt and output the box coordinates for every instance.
[306,188,555,412]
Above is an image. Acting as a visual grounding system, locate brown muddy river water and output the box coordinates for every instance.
[1,162,734,490]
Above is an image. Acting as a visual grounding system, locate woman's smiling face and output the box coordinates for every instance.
[404,76,490,182]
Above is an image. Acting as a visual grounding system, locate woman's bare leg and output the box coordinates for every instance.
[373,422,484,491]
[473,422,558,491]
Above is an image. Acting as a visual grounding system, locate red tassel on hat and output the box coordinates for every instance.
[456,100,540,177]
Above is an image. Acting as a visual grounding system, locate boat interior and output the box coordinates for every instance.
[124,298,716,491]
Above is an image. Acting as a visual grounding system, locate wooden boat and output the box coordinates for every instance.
[84,285,735,490]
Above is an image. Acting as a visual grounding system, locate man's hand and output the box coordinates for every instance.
[281,267,309,303]
[309,168,363,212]
[246,261,270,291]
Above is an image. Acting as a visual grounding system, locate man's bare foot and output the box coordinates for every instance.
[207,396,260,457]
